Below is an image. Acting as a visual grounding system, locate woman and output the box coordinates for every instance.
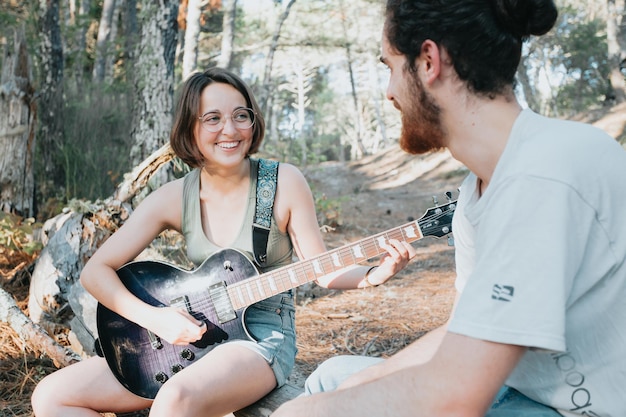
[31,67,414,417]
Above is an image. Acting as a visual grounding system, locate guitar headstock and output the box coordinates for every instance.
[417,192,456,238]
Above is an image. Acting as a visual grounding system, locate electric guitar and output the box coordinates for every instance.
[96,197,456,399]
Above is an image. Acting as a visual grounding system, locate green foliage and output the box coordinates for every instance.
[525,3,612,116]
[0,2,21,29]
[553,11,609,114]
[309,183,347,228]
[0,212,43,255]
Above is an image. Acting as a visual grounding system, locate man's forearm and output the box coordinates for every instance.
[274,364,440,417]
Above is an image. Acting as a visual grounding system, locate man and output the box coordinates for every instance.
[272,0,626,416]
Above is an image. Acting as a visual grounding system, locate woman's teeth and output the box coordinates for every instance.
[218,142,238,149]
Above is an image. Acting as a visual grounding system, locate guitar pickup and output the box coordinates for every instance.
[170,295,191,312]
[208,282,237,324]
[147,330,163,349]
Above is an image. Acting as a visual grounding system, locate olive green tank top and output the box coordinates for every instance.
[182,158,294,272]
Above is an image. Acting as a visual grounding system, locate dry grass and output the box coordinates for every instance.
[293,242,455,375]
[1,251,58,417]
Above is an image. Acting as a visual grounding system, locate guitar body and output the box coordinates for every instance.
[96,248,259,399]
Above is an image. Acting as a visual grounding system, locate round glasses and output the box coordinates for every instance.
[198,108,256,133]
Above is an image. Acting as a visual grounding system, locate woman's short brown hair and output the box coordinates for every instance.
[170,67,266,168]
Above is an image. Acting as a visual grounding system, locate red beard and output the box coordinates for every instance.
[398,71,446,155]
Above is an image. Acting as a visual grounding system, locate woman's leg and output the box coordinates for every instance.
[149,343,277,417]
[31,356,152,417]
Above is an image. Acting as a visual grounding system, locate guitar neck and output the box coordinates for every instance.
[226,211,446,310]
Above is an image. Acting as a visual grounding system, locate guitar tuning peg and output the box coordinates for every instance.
[446,191,452,201]
[432,195,439,206]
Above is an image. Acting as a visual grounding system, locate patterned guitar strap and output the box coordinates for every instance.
[253,158,279,267]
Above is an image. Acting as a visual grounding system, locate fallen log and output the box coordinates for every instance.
[0,285,80,367]
[114,143,177,203]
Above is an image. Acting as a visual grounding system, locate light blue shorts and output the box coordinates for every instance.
[305,355,562,416]
[231,291,297,387]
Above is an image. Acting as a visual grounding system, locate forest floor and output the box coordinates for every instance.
[2,101,625,416]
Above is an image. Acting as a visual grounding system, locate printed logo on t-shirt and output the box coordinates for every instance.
[491,284,514,301]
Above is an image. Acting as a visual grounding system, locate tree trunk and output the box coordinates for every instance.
[293,61,309,166]
[216,0,237,70]
[182,0,202,79]
[607,0,626,103]
[104,0,123,84]
[122,0,138,80]
[37,0,65,197]
[0,28,36,217]
[259,0,296,116]
[92,0,116,83]
[129,0,179,169]
[339,0,365,159]
[517,54,541,112]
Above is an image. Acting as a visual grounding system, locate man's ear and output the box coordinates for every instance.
[419,39,442,85]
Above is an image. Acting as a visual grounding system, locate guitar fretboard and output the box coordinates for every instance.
[227,221,424,310]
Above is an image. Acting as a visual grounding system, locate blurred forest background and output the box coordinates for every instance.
[1,0,626,222]
[2,0,626,415]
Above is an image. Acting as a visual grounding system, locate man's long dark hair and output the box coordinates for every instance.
[385,0,558,97]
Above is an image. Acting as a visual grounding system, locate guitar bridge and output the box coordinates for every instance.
[208,282,237,324]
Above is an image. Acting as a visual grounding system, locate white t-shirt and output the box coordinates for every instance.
[448,109,626,417]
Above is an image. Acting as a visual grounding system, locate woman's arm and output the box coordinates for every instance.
[274,163,414,290]
[80,179,206,344]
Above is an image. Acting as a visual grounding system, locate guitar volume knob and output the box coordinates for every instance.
[154,372,168,384]
[180,349,195,361]
[171,363,184,374]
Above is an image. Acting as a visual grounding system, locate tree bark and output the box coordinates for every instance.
[0,27,36,217]
[129,0,179,169]
[37,0,65,195]
[114,143,176,203]
[182,0,202,79]
[122,0,138,81]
